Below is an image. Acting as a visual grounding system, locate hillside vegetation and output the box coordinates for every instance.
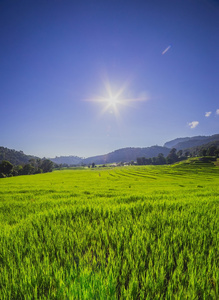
[1,133,219,166]
[164,134,219,150]
[0,147,38,165]
[0,160,218,299]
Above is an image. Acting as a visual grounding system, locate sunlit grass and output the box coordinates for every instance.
[0,161,218,299]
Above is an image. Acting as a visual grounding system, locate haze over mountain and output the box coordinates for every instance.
[49,134,219,165]
[49,156,82,165]
[164,134,219,150]
[82,146,170,165]
[1,134,219,166]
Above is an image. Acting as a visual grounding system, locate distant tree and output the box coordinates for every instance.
[12,165,23,176]
[29,158,37,167]
[214,149,219,158]
[41,159,54,173]
[35,168,43,174]
[137,157,145,165]
[166,148,178,164]
[199,149,206,156]
[152,157,157,165]
[136,157,152,165]
[91,162,95,168]
[136,157,142,165]
[184,151,190,157]
[177,150,183,158]
[0,160,13,176]
[157,153,166,165]
[147,158,152,165]
[22,164,35,175]
[141,157,146,165]
[207,146,217,156]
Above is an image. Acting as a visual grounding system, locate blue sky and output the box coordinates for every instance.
[0,0,218,158]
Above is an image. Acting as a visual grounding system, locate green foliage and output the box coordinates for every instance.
[40,159,54,173]
[207,146,217,156]
[0,147,38,165]
[22,163,35,175]
[0,158,54,177]
[0,160,13,176]
[185,140,219,157]
[137,148,182,165]
[0,148,54,177]
[0,162,218,299]
[137,142,219,166]
[166,147,178,164]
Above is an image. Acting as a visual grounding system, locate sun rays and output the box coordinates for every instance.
[86,78,149,119]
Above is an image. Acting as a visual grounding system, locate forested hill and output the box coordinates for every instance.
[164,134,219,150]
[1,133,219,166]
[49,146,171,165]
[0,147,38,165]
[49,156,82,165]
[184,140,219,156]
[82,146,170,165]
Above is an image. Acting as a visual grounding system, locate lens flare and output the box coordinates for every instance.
[86,78,149,120]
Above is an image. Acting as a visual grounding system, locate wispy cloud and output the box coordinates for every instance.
[216,109,219,115]
[162,45,171,55]
[188,121,199,129]
[205,111,212,117]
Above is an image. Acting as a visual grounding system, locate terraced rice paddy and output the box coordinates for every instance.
[0,159,218,299]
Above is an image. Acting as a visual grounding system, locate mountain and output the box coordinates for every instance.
[49,156,82,165]
[82,146,170,165]
[49,134,219,165]
[0,147,39,165]
[164,134,219,150]
[2,133,219,166]
[164,137,192,148]
[184,140,219,155]
[49,146,170,165]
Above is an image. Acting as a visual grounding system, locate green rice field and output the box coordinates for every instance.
[0,159,218,299]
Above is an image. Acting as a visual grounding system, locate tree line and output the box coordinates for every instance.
[136,145,219,166]
[0,158,54,178]
[0,146,38,165]
[1,144,218,176]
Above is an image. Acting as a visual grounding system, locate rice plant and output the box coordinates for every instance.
[0,160,218,299]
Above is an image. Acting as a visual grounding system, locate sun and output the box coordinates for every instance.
[87,81,125,117]
[107,96,119,107]
[101,94,121,117]
[86,77,149,119]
